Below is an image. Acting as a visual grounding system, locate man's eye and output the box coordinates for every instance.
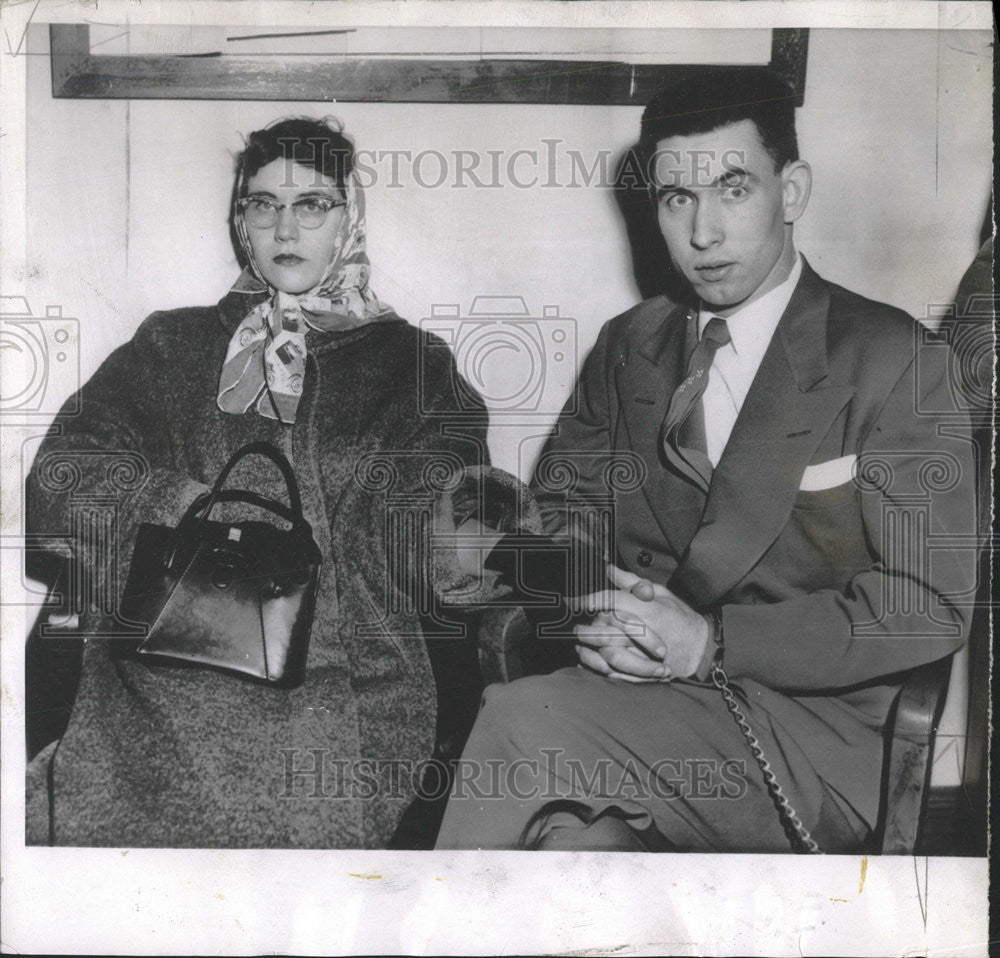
[723,185,749,200]
[663,193,693,211]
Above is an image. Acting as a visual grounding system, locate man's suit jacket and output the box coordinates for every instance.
[530,259,977,826]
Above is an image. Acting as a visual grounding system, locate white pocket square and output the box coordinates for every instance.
[799,454,858,492]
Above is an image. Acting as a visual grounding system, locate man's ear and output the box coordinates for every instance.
[781,160,812,224]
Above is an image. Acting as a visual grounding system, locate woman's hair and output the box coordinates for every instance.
[235,116,355,197]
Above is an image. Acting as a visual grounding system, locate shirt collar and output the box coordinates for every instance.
[698,253,803,357]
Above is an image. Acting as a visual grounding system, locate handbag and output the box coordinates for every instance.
[116,442,321,688]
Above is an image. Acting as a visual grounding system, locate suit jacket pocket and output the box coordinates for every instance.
[791,479,859,511]
[770,483,871,591]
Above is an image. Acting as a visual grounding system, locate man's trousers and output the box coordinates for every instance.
[435,667,874,852]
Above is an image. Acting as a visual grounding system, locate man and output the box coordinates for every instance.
[436,68,977,852]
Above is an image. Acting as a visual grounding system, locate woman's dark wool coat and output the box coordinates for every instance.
[26,288,492,847]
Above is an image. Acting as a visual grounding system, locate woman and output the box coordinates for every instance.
[25,116,518,848]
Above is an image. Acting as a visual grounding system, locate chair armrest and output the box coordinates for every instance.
[476,606,532,686]
[877,654,955,854]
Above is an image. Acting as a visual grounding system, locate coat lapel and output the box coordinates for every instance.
[616,304,707,557]
[669,262,855,607]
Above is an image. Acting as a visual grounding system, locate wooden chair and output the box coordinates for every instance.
[875,655,956,854]
[24,562,981,854]
[476,604,965,855]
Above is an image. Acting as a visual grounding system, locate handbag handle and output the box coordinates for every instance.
[165,442,308,569]
[182,489,298,527]
[205,441,304,519]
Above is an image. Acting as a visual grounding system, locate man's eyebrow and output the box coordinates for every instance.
[654,183,688,197]
[653,169,757,196]
[716,167,756,184]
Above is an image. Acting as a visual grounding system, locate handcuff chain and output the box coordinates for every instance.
[711,663,822,854]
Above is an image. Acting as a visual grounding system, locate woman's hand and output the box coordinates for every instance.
[453,516,504,578]
[430,493,507,603]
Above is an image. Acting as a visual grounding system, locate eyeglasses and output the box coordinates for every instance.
[237,194,346,230]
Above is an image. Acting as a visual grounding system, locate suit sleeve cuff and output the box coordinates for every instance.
[694,612,721,681]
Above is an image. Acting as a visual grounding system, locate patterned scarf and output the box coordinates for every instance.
[217,169,396,423]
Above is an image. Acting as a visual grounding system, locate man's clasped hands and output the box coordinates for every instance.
[574,566,712,683]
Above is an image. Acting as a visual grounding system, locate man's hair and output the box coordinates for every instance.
[638,67,799,175]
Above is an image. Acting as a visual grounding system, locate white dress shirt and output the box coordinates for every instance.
[697,254,803,467]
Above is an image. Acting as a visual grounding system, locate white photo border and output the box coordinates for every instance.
[1,2,991,955]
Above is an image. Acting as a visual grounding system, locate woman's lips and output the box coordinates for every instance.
[273,254,305,265]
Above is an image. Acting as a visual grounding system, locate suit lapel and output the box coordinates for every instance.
[616,304,708,557]
[669,262,855,607]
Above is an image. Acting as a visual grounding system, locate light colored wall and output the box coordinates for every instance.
[23,26,992,783]
[799,29,993,312]
[27,27,993,473]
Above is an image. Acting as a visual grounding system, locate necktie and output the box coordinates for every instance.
[661,316,731,491]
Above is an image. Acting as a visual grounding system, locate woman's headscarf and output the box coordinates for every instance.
[217,163,397,424]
